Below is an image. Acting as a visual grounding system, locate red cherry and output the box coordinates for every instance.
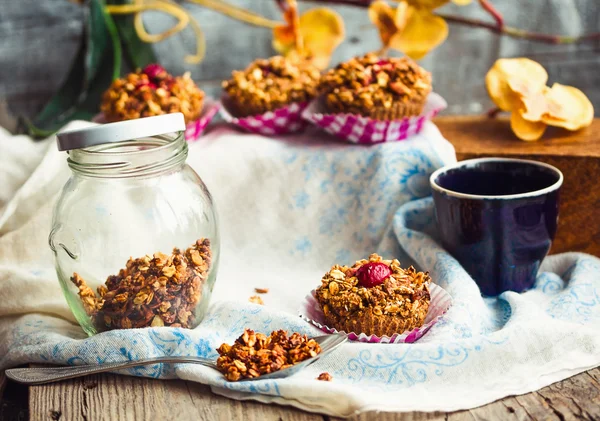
[142,64,167,80]
[374,59,394,72]
[356,262,391,288]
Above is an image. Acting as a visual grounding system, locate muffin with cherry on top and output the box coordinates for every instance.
[315,253,431,337]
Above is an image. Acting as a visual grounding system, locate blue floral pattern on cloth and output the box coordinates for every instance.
[280,134,449,264]
[1,124,600,417]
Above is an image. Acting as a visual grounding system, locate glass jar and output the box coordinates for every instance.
[50,114,219,336]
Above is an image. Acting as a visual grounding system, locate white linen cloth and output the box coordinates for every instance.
[0,121,599,417]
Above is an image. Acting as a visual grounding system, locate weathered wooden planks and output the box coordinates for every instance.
[435,116,600,257]
[22,367,600,421]
[27,375,322,421]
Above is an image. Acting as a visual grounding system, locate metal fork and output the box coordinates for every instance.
[5,333,347,385]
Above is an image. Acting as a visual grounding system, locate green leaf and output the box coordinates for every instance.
[26,0,122,139]
[87,0,122,82]
[23,110,96,138]
[109,0,157,70]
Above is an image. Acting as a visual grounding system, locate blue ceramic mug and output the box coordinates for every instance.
[430,158,563,296]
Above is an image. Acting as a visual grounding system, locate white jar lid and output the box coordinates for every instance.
[56,113,186,151]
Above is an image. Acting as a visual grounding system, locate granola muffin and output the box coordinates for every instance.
[101,64,204,124]
[221,56,321,117]
[317,53,432,120]
[315,253,431,337]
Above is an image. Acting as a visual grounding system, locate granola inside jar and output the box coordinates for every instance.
[51,113,219,335]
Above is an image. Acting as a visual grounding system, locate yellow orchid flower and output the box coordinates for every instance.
[485,58,548,111]
[369,0,470,60]
[541,84,594,131]
[486,58,594,141]
[273,0,345,70]
[369,0,446,60]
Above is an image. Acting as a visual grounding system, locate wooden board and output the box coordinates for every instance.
[434,116,600,257]
[24,367,600,420]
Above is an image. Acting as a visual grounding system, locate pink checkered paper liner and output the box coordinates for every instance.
[219,97,309,135]
[301,92,447,144]
[298,283,452,344]
[92,97,220,142]
[185,97,220,142]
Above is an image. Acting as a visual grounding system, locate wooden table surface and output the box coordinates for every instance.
[1,367,598,420]
[2,116,599,420]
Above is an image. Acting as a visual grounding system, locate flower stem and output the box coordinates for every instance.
[300,0,371,5]
[107,0,205,64]
[107,2,189,43]
[275,0,288,12]
[478,0,503,29]
[300,0,600,44]
[486,107,501,118]
[437,13,600,44]
[288,0,304,52]
[187,0,281,29]
[377,46,389,56]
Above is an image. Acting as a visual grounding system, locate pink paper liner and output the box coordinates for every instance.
[185,98,221,142]
[92,97,220,142]
[301,92,447,144]
[219,97,309,135]
[298,283,452,344]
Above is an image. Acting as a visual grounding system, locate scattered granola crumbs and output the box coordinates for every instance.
[71,239,212,330]
[249,295,265,305]
[317,372,333,381]
[216,329,321,381]
[254,287,269,294]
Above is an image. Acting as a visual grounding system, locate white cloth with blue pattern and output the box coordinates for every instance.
[0,122,599,417]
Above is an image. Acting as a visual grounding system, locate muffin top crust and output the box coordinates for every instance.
[317,53,432,112]
[315,253,431,320]
[101,64,204,124]
[222,56,321,115]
